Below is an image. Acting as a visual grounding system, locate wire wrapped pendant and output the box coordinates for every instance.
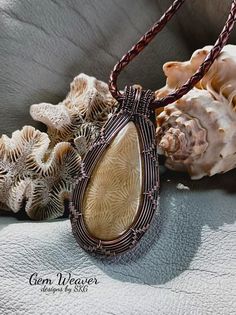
[70,86,159,256]
[69,0,236,256]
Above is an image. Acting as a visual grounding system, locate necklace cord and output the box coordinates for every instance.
[109,0,236,109]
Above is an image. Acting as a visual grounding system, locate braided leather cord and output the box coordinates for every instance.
[109,0,236,109]
[109,0,185,103]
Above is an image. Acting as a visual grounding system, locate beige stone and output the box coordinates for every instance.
[83,122,142,240]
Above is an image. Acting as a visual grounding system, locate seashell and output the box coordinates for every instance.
[0,74,119,220]
[0,126,81,219]
[74,122,101,156]
[156,45,236,179]
[156,45,236,109]
[30,73,117,148]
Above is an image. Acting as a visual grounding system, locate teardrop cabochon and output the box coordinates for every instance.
[70,87,160,256]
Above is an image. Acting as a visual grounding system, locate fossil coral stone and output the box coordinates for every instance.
[156,45,236,179]
[30,73,117,150]
[83,122,142,240]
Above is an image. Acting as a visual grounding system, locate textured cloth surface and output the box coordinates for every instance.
[0,171,236,315]
[0,1,236,314]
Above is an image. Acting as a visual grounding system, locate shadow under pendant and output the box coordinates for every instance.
[70,86,160,256]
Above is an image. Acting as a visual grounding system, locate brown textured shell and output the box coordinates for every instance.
[156,45,236,179]
[0,74,117,220]
[30,73,117,149]
[0,126,81,219]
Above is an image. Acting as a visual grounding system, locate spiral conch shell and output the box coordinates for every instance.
[0,74,117,219]
[156,45,236,179]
